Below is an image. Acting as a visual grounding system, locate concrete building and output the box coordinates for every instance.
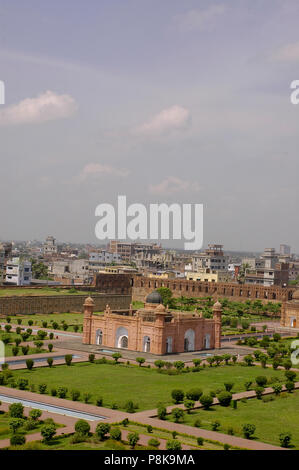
[0,244,5,284]
[89,251,122,273]
[109,241,161,263]
[43,236,57,256]
[5,257,32,286]
[49,259,91,284]
[186,268,231,283]
[83,291,222,354]
[192,245,229,272]
[280,244,291,256]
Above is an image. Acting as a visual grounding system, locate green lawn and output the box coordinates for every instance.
[0,288,93,297]
[167,391,299,449]
[10,362,287,411]
[5,312,84,331]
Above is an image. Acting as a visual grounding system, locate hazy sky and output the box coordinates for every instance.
[0,0,299,251]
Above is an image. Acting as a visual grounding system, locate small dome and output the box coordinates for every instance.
[213,300,222,309]
[292,290,299,301]
[84,296,95,306]
[146,290,163,304]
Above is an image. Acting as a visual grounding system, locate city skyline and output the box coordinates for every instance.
[1,0,299,250]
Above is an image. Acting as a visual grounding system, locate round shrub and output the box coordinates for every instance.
[110,427,122,441]
[171,389,184,404]
[148,438,160,448]
[186,388,203,401]
[255,376,267,387]
[10,434,26,446]
[166,439,182,450]
[200,394,213,410]
[75,419,90,436]
[217,391,232,407]
[96,422,110,440]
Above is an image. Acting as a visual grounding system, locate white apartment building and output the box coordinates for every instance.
[5,258,32,286]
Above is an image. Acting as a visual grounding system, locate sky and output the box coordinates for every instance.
[0,0,299,252]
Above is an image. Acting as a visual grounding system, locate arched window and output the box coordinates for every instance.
[115,326,129,349]
[96,329,103,346]
[184,329,195,351]
[143,336,151,352]
[166,336,172,353]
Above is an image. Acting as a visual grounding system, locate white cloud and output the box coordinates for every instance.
[272,42,299,62]
[79,163,130,180]
[134,105,191,136]
[0,90,77,126]
[149,176,201,195]
[175,4,227,32]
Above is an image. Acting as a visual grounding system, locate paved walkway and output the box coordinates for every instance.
[1,382,297,450]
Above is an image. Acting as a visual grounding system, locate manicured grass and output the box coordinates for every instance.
[167,391,299,449]
[3,313,84,331]
[0,288,92,297]
[10,362,287,411]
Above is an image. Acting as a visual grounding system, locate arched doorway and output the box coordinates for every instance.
[143,336,151,352]
[119,335,128,348]
[166,336,172,353]
[204,334,210,349]
[184,329,195,351]
[96,329,103,345]
[115,326,129,349]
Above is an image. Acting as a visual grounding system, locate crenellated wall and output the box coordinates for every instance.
[0,293,131,316]
[132,276,294,303]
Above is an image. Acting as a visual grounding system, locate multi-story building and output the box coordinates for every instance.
[0,244,5,285]
[49,259,91,284]
[192,244,229,272]
[186,268,231,283]
[280,244,291,256]
[244,262,289,287]
[43,236,58,256]
[109,241,161,263]
[241,257,264,270]
[89,251,122,271]
[5,258,32,286]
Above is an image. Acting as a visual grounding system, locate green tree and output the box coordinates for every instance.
[166,439,182,450]
[171,408,184,423]
[75,419,90,436]
[41,424,56,443]
[171,389,184,404]
[96,422,110,440]
[156,287,173,306]
[128,432,139,449]
[29,409,42,421]
[184,399,195,413]
[242,424,256,439]
[199,395,213,410]
[217,391,232,407]
[136,357,145,367]
[112,352,122,363]
[9,418,24,434]
[279,432,292,448]
[9,403,24,418]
